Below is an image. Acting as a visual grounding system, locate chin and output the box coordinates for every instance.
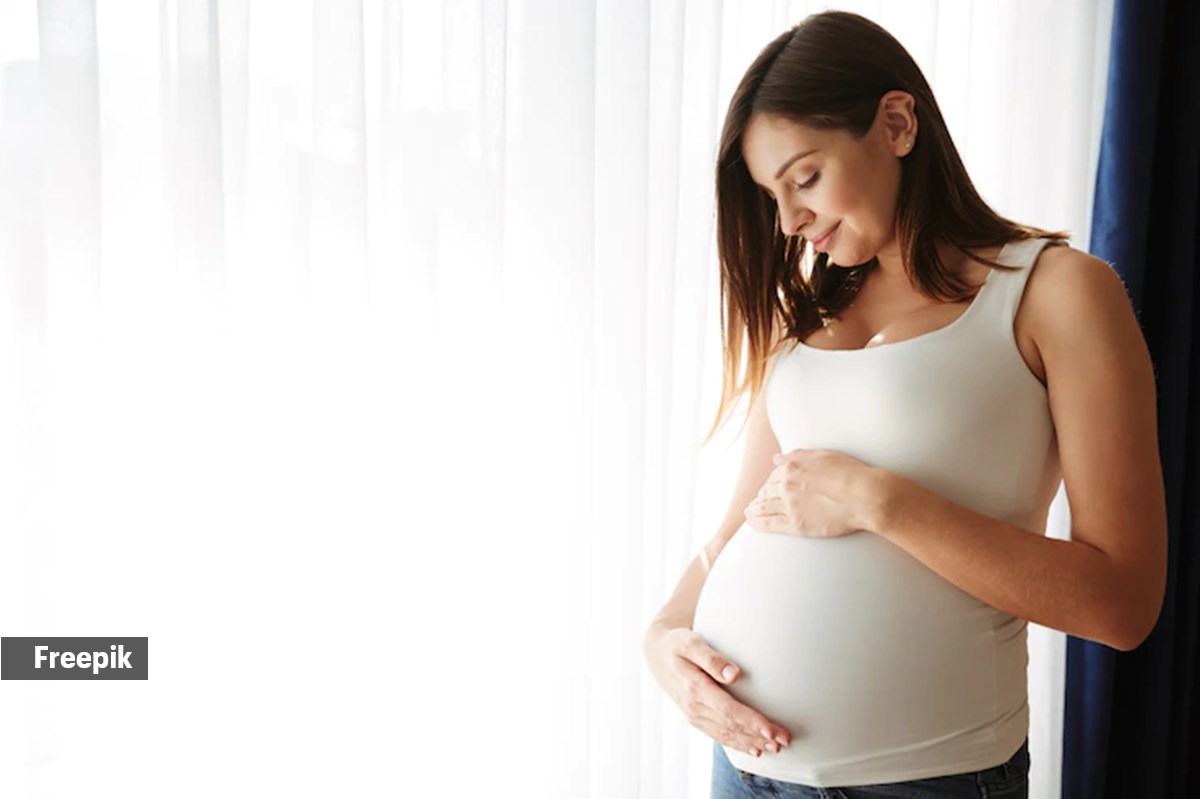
[824,236,856,267]
[831,245,874,270]
[826,247,856,268]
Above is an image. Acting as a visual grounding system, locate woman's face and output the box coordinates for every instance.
[740,93,914,267]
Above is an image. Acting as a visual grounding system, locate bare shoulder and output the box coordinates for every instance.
[1021,243,1138,350]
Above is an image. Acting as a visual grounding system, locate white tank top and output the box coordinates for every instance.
[692,237,1066,787]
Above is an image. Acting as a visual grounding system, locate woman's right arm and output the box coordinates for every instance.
[645,379,782,634]
[641,381,791,757]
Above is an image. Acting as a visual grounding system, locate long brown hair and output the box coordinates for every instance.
[705,10,1069,445]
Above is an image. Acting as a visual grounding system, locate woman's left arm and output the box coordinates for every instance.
[867,249,1168,652]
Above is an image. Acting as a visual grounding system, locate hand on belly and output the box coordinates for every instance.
[693,525,1000,760]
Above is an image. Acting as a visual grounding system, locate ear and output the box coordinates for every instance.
[877,90,917,156]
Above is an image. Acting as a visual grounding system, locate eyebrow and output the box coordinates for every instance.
[775,149,819,179]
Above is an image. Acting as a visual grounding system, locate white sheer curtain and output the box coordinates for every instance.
[0,1,1110,797]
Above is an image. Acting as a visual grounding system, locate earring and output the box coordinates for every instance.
[906,140,912,148]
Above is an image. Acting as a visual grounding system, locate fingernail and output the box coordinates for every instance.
[775,734,788,747]
[722,665,737,681]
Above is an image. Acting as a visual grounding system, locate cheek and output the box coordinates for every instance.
[828,164,889,223]
[815,169,861,214]
[822,185,856,214]
[852,159,901,212]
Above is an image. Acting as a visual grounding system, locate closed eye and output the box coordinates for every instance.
[764,172,819,201]
[796,172,819,190]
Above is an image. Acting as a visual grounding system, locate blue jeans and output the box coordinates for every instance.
[711,738,1030,798]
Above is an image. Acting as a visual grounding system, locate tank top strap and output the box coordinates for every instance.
[978,237,1068,328]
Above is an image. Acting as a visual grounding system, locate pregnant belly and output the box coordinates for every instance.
[692,524,1001,766]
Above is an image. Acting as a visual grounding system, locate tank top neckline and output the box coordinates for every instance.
[788,239,1017,355]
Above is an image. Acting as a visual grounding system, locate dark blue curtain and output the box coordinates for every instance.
[1065,0,1199,796]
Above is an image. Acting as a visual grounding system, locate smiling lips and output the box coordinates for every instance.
[810,223,839,252]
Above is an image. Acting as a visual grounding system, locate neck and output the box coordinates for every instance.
[873,238,974,284]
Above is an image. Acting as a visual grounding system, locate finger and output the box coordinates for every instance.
[676,641,769,742]
[694,714,774,757]
[674,671,778,755]
[677,636,792,746]
[744,508,785,530]
[748,496,785,513]
[754,514,786,533]
[691,696,784,756]
[712,690,792,749]
[693,694,791,755]
[683,633,743,686]
[745,503,787,525]
[676,658,792,751]
[762,475,791,500]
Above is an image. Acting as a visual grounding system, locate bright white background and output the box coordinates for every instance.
[0,1,1112,797]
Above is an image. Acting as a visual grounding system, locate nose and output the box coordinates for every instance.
[777,205,809,238]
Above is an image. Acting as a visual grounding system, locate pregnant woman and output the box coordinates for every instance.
[642,11,1167,799]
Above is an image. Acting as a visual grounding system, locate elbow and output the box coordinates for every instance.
[1108,589,1165,653]
[1104,545,1167,653]
[1108,624,1147,653]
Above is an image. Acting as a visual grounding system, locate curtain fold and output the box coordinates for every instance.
[1066,0,1200,796]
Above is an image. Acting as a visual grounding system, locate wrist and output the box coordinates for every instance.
[644,618,680,642]
[643,619,680,656]
[862,466,901,533]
